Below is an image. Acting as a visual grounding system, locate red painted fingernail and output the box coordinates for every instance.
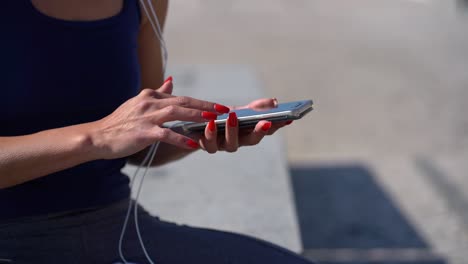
[164,76,173,83]
[207,120,216,132]
[214,104,230,114]
[186,139,199,149]
[261,121,272,132]
[285,120,293,125]
[228,112,238,127]
[202,111,217,120]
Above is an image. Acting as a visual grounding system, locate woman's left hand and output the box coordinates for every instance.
[197,98,292,153]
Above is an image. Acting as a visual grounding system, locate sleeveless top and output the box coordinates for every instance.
[0,0,141,220]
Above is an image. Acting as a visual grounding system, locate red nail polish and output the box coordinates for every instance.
[186,139,199,149]
[207,120,216,132]
[214,104,230,114]
[261,122,272,132]
[164,76,173,83]
[202,111,217,120]
[228,112,238,127]
[285,120,293,125]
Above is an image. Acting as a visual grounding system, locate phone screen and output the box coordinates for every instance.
[218,100,311,120]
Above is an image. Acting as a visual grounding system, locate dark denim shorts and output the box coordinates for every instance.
[0,199,314,264]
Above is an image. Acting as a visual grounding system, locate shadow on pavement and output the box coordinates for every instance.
[457,0,468,10]
[290,164,446,264]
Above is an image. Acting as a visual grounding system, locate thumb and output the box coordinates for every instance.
[157,76,173,95]
[247,98,278,110]
[239,98,278,111]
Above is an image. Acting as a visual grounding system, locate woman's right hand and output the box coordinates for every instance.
[88,80,230,160]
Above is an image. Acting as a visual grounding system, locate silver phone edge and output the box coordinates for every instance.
[181,99,313,132]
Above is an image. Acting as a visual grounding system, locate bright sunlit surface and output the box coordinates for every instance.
[125,1,468,263]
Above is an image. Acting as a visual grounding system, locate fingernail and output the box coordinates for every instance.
[186,139,199,149]
[261,121,272,132]
[214,104,230,114]
[228,112,238,127]
[207,120,216,132]
[164,76,173,83]
[285,120,293,125]
[202,111,217,120]
[272,98,278,108]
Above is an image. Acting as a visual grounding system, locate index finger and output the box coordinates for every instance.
[158,96,230,114]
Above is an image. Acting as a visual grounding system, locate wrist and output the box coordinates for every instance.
[73,121,108,161]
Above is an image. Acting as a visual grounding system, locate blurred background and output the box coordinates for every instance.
[127,0,468,263]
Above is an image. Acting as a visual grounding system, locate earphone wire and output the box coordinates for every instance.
[118,144,156,263]
[133,141,160,264]
[118,0,168,263]
[141,0,168,73]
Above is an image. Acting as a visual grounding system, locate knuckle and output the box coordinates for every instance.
[155,128,170,140]
[135,134,151,145]
[140,88,154,97]
[137,99,152,111]
[152,91,164,99]
[176,96,191,106]
[163,105,177,115]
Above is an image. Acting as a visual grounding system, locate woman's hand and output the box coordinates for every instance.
[198,98,292,153]
[88,80,230,160]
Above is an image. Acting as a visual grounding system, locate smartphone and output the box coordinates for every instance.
[168,99,313,134]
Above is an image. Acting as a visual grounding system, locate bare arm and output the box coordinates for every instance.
[0,0,233,188]
[0,123,98,189]
[137,0,168,89]
[0,82,227,189]
[128,0,196,166]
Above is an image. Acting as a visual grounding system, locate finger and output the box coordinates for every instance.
[201,120,218,154]
[224,112,239,152]
[152,127,199,150]
[156,76,173,94]
[239,121,272,146]
[248,97,278,110]
[233,98,278,111]
[236,119,292,136]
[266,120,293,135]
[237,120,290,137]
[139,78,174,99]
[153,105,218,124]
[266,126,281,136]
[157,96,230,114]
[138,87,173,101]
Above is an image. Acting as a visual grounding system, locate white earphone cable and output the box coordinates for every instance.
[118,0,168,263]
[140,0,168,73]
[133,141,160,264]
[118,144,156,263]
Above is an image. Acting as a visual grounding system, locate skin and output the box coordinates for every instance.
[0,0,290,189]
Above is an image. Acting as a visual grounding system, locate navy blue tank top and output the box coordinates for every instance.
[0,0,141,220]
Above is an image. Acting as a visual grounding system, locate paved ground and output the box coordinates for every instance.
[160,1,468,263]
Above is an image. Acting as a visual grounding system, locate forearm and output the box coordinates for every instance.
[0,123,99,189]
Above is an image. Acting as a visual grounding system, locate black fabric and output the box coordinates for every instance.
[0,200,315,264]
